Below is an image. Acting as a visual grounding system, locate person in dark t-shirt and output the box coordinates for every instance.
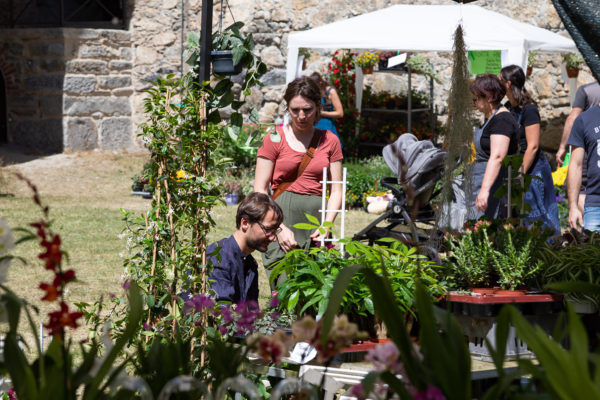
[207,192,283,303]
[567,104,600,232]
[467,74,519,220]
[500,65,559,234]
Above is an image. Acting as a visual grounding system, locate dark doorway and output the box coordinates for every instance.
[0,70,6,143]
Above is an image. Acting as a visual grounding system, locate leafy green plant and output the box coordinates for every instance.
[0,186,144,400]
[527,50,539,67]
[490,224,542,290]
[444,220,494,287]
[561,52,584,69]
[482,286,600,399]
[539,231,600,307]
[184,22,267,129]
[271,215,446,328]
[406,54,443,83]
[444,218,550,289]
[213,114,270,169]
[343,156,393,208]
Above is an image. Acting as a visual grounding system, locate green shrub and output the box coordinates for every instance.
[344,156,393,208]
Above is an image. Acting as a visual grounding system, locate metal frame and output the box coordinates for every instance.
[0,0,125,29]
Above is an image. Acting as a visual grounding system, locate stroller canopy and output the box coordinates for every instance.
[383,134,447,188]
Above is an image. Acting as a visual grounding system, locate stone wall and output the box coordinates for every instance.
[0,0,595,153]
[215,0,596,153]
[0,28,134,152]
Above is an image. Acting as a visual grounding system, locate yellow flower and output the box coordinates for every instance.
[552,165,568,186]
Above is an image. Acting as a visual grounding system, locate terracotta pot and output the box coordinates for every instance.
[362,65,374,75]
[526,66,533,77]
[566,67,580,78]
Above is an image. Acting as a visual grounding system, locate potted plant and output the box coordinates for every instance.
[527,50,538,77]
[443,219,551,291]
[270,228,446,338]
[562,52,585,78]
[355,51,379,75]
[539,231,600,313]
[222,180,242,205]
[406,54,443,83]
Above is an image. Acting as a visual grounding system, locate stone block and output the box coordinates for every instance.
[113,88,134,96]
[30,42,64,57]
[79,45,117,59]
[62,29,101,40]
[64,118,98,151]
[24,74,64,91]
[135,46,158,65]
[64,96,131,116]
[109,61,132,71]
[38,59,65,73]
[41,95,63,116]
[99,117,132,149]
[100,30,132,42]
[260,46,284,67]
[120,47,133,61]
[66,60,108,74]
[154,32,177,46]
[64,76,97,94]
[12,118,63,153]
[259,69,285,86]
[98,76,132,89]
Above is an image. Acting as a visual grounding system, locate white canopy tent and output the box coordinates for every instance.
[285,4,578,83]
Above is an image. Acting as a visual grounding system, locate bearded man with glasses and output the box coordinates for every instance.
[207,192,283,303]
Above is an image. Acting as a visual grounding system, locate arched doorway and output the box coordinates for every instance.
[0,70,6,143]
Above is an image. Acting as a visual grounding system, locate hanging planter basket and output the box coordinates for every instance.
[211,50,243,75]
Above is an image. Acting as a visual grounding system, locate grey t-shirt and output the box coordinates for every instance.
[573,82,600,110]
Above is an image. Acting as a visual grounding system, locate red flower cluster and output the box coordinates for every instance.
[31,219,83,337]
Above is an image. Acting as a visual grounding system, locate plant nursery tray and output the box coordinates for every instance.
[444,292,564,318]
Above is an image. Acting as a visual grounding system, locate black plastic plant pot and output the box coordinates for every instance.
[211,50,243,75]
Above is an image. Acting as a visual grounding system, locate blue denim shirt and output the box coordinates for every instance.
[208,235,259,303]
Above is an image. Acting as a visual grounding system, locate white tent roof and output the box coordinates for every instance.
[286,4,577,82]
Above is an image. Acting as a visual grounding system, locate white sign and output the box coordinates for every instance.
[387,53,407,68]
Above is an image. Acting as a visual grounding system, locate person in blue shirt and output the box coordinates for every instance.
[309,72,344,144]
[208,192,284,303]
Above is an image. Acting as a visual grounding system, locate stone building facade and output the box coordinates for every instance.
[0,0,594,154]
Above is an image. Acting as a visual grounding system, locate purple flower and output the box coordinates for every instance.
[414,386,446,400]
[184,293,215,315]
[219,325,227,335]
[269,296,280,309]
[143,322,151,331]
[122,280,131,290]
[350,383,365,400]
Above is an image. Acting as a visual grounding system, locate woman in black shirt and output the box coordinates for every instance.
[469,74,519,219]
[500,65,559,233]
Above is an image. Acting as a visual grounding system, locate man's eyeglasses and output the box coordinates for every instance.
[256,221,282,236]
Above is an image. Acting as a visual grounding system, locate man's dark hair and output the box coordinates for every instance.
[236,192,284,229]
[470,73,506,105]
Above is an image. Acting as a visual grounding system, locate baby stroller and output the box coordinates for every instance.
[352,134,449,261]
